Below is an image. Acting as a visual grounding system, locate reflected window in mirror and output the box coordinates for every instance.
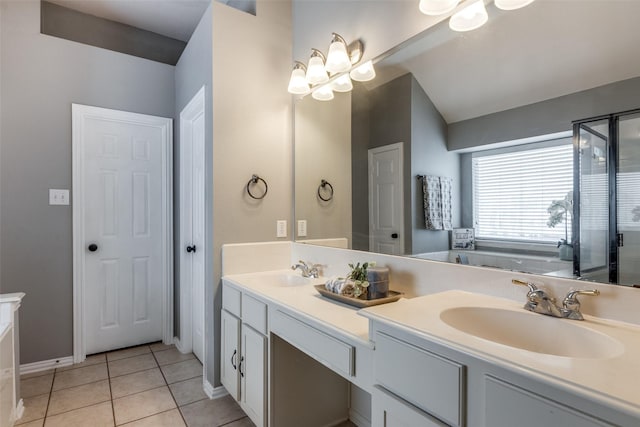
[471,137,573,250]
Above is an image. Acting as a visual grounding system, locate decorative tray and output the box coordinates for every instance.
[314,284,403,308]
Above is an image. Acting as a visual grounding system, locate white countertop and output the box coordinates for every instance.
[360,290,640,416]
[223,270,372,345]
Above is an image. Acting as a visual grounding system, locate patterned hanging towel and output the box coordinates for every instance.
[422,175,453,230]
[423,175,443,230]
[440,177,453,231]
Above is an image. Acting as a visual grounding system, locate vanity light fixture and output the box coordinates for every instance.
[325,33,352,74]
[287,61,311,95]
[495,0,535,10]
[332,74,353,92]
[449,0,488,32]
[350,60,376,82]
[419,0,460,16]
[312,84,335,101]
[306,49,329,85]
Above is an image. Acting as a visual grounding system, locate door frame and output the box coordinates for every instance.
[368,142,405,254]
[72,104,173,363]
[177,86,206,355]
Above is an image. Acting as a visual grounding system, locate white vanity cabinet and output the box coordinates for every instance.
[369,321,639,427]
[221,283,267,427]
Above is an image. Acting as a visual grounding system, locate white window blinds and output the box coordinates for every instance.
[473,142,573,243]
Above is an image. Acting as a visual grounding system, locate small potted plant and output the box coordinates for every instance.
[547,191,573,261]
[346,262,371,299]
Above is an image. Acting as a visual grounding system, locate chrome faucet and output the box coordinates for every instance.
[291,260,319,278]
[561,289,600,320]
[512,279,562,317]
[512,279,599,321]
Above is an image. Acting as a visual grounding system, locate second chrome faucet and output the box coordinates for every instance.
[512,279,599,321]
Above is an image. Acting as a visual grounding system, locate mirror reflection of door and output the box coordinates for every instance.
[617,113,640,286]
[368,143,404,255]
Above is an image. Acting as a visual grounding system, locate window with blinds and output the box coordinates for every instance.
[473,141,574,243]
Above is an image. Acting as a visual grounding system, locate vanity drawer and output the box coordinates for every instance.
[222,283,242,317]
[271,309,354,378]
[242,294,268,335]
[375,332,465,427]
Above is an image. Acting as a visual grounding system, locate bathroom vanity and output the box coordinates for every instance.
[220,242,640,427]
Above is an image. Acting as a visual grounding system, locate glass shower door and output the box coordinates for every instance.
[576,119,610,282]
[617,113,640,286]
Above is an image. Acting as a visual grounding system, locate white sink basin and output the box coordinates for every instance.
[440,306,624,359]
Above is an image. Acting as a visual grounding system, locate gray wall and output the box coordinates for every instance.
[449,76,640,151]
[174,1,213,352]
[410,76,460,254]
[41,1,186,66]
[295,93,352,244]
[211,0,292,387]
[351,75,412,252]
[0,0,175,363]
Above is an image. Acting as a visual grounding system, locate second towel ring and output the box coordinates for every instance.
[318,179,334,202]
[247,174,268,200]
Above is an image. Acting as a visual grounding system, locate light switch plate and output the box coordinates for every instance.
[297,220,307,237]
[49,189,70,205]
[276,220,287,238]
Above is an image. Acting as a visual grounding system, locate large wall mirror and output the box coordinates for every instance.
[294,0,640,287]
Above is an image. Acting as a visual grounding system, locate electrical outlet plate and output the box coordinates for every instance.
[49,189,70,205]
[277,220,287,238]
[297,220,307,237]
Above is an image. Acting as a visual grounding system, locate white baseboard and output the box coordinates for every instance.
[203,379,228,400]
[349,408,371,427]
[173,336,189,354]
[20,356,74,375]
[13,399,24,422]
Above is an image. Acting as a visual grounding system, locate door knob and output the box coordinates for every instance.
[391,233,398,239]
[186,245,196,253]
[87,243,98,252]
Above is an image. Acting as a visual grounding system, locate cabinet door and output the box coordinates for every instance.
[241,325,267,427]
[221,310,240,400]
[372,386,448,427]
[485,376,616,427]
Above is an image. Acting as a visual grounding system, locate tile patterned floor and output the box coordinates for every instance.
[18,343,254,427]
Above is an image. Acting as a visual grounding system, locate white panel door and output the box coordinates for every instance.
[79,106,171,355]
[179,87,206,362]
[241,325,267,427]
[369,143,404,255]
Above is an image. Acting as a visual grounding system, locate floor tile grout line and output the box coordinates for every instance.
[219,415,251,426]
[150,348,189,426]
[106,357,117,427]
[43,365,57,420]
[116,408,179,427]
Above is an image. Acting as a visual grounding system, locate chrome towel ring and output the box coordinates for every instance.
[247,174,268,200]
[318,179,334,202]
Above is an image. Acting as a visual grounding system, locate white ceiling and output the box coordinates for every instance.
[47,0,211,42]
[375,0,640,123]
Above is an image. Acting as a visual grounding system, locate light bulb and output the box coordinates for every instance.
[325,34,351,74]
[449,0,488,32]
[287,63,310,95]
[306,50,329,85]
[312,84,334,101]
[350,60,376,82]
[332,74,353,92]
[419,0,460,16]
[495,0,535,11]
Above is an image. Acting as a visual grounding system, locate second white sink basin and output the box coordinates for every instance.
[440,306,624,359]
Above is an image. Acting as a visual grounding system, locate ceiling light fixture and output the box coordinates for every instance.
[332,74,353,92]
[495,0,535,11]
[449,0,488,32]
[325,33,352,74]
[350,60,376,82]
[306,49,329,85]
[419,0,460,16]
[312,84,335,101]
[287,62,311,95]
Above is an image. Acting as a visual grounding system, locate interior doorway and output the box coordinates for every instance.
[72,104,173,361]
[178,87,206,362]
